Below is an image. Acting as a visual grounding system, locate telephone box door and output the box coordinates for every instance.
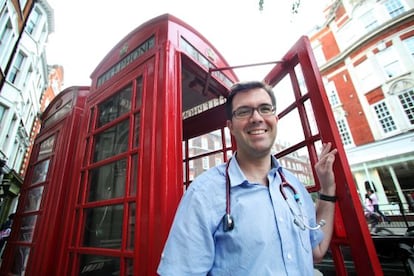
[261,36,382,275]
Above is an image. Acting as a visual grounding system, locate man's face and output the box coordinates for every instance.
[227,88,278,159]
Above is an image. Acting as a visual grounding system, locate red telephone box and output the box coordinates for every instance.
[0,86,89,275]
[0,14,382,275]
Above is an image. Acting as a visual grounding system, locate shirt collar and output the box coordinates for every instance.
[227,153,281,188]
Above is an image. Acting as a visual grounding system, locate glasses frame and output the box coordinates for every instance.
[232,104,276,119]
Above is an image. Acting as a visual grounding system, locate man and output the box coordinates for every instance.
[158,81,337,275]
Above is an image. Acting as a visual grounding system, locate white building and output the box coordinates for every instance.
[309,0,414,213]
[0,0,54,217]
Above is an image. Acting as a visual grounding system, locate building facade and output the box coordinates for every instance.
[310,0,414,212]
[0,0,56,222]
[0,0,35,89]
[20,64,62,175]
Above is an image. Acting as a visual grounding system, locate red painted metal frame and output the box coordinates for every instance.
[264,36,382,275]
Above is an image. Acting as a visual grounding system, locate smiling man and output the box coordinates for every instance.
[158,81,337,275]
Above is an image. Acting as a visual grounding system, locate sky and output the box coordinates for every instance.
[45,0,327,88]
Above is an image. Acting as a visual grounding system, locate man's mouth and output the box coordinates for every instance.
[248,129,267,135]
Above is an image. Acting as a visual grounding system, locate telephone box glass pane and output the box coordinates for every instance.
[272,76,295,112]
[97,85,132,127]
[19,215,37,242]
[38,135,55,160]
[93,119,129,162]
[133,114,140,149]
[275,108,304,146]
[125,258,134,275]
[294,64,308,96]
[31,159,50,185]
[10,246,30,275]
[127,203,135,250]
[82,204,123,248]
[135,77,143,109]
[79,254,120,275]
[129,154,138,196]
[24,186,44,212]
[42,100,73,129]
[88,159,126,202]
[277,146,315,188]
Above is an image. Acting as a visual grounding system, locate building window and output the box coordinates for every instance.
[0,12,14,68]
[359,9,378,32]
[202,157,209,170]
[336,119,353,146]
[384,0,405,18]
[403,36,414,59]
[215,158,221,166]
[325,81,340,107]
[312,44,326,66]
[398,89,414,125]
[26,8,40,35]
[376,47,403,78]
[201,137,208,150]
[373,101,397,133]
[0,104,7,124]
[354,59,380,91]
[7,51,27,84]
[336,21,358,49]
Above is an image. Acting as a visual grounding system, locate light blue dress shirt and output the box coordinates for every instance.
[158,156,324,275]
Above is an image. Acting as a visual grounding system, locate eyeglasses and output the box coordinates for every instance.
[232,104,276,119]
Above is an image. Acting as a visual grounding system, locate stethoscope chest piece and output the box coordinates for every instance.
[223,213,234,232]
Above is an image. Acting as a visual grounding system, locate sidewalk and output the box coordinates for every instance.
[373,220,414,236]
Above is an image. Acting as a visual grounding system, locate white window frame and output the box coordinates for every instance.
[7,50,28,85]
[403,36,414,59]
[336,118,353,146]
[325,81,341,107]
[372,101,398,134]
[0,7,15,69]
[397,88,414,126]
[383,0,406,18]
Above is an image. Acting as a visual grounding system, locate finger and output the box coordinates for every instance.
[319,142,331,156]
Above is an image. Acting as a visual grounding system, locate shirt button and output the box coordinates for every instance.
[287,253,292,260]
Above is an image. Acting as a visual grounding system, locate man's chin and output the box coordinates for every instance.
[249,147,272,158]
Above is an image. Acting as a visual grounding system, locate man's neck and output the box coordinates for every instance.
[235,152,272,186]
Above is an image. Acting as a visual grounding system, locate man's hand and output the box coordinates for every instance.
[315,142,337,195]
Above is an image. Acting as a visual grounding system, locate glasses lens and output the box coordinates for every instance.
[258,104,274,115]
[233,107,252,118]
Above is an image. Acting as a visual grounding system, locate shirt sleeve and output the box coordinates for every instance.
[310,226,324,249]
[157,179,217,275]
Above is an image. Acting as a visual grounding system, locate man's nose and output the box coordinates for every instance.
[249,108,264,121]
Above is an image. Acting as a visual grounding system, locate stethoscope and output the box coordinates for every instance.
[222,158,326,232]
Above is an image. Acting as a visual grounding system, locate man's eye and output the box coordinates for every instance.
[236,109,251,116]
[259,105,273,113]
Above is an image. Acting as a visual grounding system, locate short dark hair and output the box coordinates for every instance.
[225,81,276,119]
